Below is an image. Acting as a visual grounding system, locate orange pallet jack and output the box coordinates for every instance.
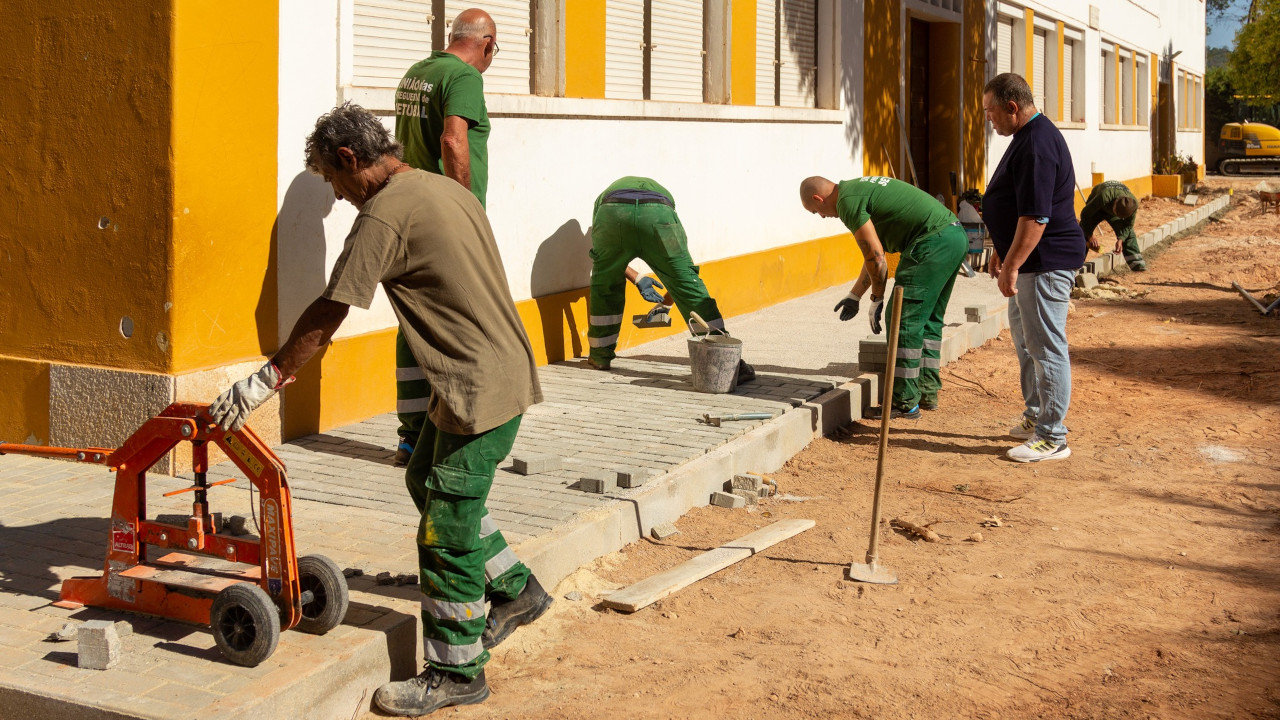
[0,402,348,667]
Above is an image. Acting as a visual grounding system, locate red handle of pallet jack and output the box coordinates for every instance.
[0,443,114,464]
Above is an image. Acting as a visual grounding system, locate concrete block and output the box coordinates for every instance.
[980,315,1000,342]
[1095,253,1114,274]
[963,305,985,323]
[513,453,561,475]
[710,491,746,508]
[1083,260,1096,275]
[1076,272,1099,289]
[650,522,680,540]
[731,473,764,492]
[78,619,120,670]
[858,352,886,365]
[731,489,759,506]
[964,321,983,348]
[942,334,963,364]
[858,338,887,354]
[616,467,649,488]
[578,471,611,493]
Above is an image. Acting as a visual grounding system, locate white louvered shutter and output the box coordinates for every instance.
[1032,30,1045,111]
[778,0,816,107]
[1063,41,1074,121]
[996,18,1012,75]
[606,0,645,100]
[443,1,532,94]
[755,0,777,106]
[650,0,705,102]
[354,0,437,88]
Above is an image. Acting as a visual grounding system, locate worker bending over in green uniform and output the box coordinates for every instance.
[801,175,967,418]
[587,176,754,382]
[1079,180,1145,271]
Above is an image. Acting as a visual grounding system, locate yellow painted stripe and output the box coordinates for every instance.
[564,0,605,99]
[0,356,51,445]
[1024,8,1035,93]
[171,1,279,374]
[963,0,986,190]
[731,0,757,105]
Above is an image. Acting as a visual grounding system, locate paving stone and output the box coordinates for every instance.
[710,491,746,508]
[1076,272,1099,289]
[77,619,120,670]
[577,471,611,493]
[731,489,759,506]
[650,522,680,540]
[730,473,764,492]
[615,467,649,488]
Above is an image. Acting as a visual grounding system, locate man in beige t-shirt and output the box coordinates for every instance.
[209,103,550,718]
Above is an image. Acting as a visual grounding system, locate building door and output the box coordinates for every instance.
[908,18,931,190]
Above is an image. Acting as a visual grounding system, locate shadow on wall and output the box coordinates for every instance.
[530,219,593,363]
[835,0,863,162]
[269,171,337,436]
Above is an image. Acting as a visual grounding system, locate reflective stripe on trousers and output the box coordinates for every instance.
[423,596,487,623]
[425,636,485,665]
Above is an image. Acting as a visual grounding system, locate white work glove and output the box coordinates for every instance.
[209,362,289,432]
[869,295,885,335]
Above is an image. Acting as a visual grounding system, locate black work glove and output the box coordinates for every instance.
[832,292,860,321]
[635,277,665,304]
[869,295,885,334]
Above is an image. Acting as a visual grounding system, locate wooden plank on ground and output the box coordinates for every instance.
[601,519,815,613]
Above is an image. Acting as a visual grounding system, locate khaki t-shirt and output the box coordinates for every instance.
[323,170,541,435]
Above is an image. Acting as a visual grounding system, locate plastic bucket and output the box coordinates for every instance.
[687,335,743,393]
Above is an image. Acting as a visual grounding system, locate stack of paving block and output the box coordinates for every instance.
[856,303,1006,374]
[963,303,1007,344]
[710,473,772,508]
[857,338,888,373]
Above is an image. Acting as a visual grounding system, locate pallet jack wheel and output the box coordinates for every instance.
[210,582,281,667]
[296,554,349,635]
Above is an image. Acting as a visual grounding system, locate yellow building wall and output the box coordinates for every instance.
[170,2,279,373]
[0,358,51,445]
[0,4,174,373]
[963,0,987,191]
[864,0,902,177]
[564,0,606,99]
[731,0,757,105]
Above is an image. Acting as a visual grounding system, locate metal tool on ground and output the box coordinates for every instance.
[847,285,904,585]
[686,311,742,393]
[698,412,773,427]
[0,403,349,667]
[633,303,673,329]
[602,519,815,612]
[1231,281,1280,316]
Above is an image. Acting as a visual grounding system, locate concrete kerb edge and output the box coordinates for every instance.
[1086,195,1231,281]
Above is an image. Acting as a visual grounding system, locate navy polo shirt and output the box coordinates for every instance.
[982,114,1086,273]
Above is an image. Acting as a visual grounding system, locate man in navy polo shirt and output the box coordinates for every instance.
[981,73,1086,463]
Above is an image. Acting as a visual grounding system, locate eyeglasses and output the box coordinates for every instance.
[483,34,500,56]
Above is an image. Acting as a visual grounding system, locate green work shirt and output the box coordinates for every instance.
[592,176,675,215]
[1079,180,1137,246]
[395,51,490,208]
[836,177,958,253]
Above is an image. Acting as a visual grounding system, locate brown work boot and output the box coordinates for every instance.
[373,667,489,717]
[392,436,414,467]
[481,576,553,649]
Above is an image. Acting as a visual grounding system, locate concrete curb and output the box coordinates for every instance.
[1083,194,1231,279]
[516,298,1013,592]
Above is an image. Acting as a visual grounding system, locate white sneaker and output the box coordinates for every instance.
[1009,417,1036,440]
[1007,436,1071,463]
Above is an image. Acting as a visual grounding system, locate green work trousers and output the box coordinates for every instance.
[405,410,530,678]
[588,202,724,365]
[1113,221,1146,270]
[887,224,969,410]
[396,330,428,445]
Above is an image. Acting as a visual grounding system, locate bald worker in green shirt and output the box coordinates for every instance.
[801,175,968,418]
[1079,180,1145,271]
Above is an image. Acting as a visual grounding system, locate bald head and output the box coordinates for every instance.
[446,9,498,72]
[800,176,839,217]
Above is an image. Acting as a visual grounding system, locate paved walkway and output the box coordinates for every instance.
[0,274,1009,719]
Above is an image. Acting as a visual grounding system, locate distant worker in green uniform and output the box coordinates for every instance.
[800,175,968,419]
[391,8,499,465]
[1079,180,1145,271]
[587,176,754,383]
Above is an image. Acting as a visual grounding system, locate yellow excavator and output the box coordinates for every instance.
[1217,121,1280,175]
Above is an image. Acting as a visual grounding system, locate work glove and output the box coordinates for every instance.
[635,277,665,304]
[832,292,861,321]
[209,362,289,432]
[869,295,885,335]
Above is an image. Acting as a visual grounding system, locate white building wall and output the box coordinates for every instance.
[275,1,865,343]
[984,0,1204,188]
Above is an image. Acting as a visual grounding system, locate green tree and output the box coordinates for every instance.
[1228,0,1280,104]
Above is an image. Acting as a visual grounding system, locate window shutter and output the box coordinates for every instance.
[443,0,532,94]
[778,0,816,107]
[996,18,1012,75]
[756,0,777,106]
[354,0,437,88]
[1032,29,1046,111]
[1063,40,1074,121]
[605,0,645,100]
[650,0,705,102]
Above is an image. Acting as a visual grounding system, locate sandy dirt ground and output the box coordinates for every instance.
[376,177,1280,719]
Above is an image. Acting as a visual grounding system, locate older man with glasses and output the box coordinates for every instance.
[391,8,501,468]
